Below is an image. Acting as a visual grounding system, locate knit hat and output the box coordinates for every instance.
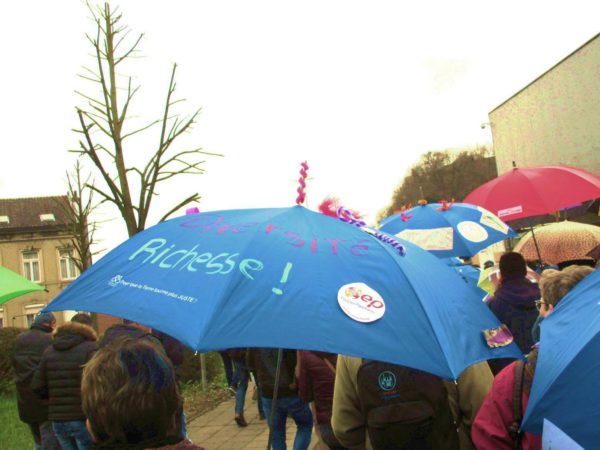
[33,311,55,326]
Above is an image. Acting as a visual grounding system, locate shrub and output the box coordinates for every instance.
[176,349,224,385]
[0,327,26,395]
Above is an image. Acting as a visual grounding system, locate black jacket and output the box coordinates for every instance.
[11,324,53,423]
[31,321,98,421]
[247,348,298,399]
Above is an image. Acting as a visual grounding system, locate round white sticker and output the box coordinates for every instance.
[338,283,385,323]
[457,221,489,243]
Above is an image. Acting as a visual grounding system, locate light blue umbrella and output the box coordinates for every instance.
[44,205,521,379]
[379,202,517,258]
[522,267,600,448]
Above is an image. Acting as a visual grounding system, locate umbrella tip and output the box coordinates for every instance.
[512,160,517,168]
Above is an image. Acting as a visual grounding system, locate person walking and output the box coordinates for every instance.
[248,348,313,450]
[31,315,98,449]
[472,265,594,450]
[297,350,348,450]
[485,252,540,375]
[81,337,206,450]
[332,356,492,450]
[11,311,60,450]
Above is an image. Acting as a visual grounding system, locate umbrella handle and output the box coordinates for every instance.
[528,224,543,265]
[266,348,284,450]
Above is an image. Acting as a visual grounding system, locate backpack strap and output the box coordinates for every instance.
[508,360,525,450]
[322,356,336,375]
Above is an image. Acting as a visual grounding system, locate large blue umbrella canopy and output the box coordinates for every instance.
[522,267,600,448]
[44,205,521,380]
[379,202,517,258]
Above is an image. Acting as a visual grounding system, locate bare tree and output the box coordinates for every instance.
[73,2,220,237]
[56,160,102,273]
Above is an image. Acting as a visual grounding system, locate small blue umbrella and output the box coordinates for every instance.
[379,202,517,258]
[44,205,521,380]
[522,267,600,448]
[442,257,486,300]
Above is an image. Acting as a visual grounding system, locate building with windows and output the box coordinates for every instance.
[0,196,79,328]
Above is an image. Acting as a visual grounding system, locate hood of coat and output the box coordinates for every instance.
[493,276,540,309]
[53,321,98,351]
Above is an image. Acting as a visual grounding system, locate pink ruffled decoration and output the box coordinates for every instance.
[296,161,309,205]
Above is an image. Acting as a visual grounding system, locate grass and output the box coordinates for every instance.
[181,376,234,422]
[0,390,35,450]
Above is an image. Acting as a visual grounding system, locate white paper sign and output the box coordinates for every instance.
[542,419,584,450]
[498,205,523,218]
[396,227,454,251]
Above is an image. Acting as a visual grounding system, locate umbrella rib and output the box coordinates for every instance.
[191,206,309,351]
[364,230,455,378]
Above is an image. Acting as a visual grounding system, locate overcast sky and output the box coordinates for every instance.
[1,1,599,254]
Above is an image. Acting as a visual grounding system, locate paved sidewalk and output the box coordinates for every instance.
[187,383,321,449]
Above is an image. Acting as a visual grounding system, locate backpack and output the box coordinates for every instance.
[356,360,459,450]
[509,349,537,450]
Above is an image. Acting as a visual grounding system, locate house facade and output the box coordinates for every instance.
[488,32,600,176]
[0,196,79,328]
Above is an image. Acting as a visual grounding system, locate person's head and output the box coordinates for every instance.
[81,337,181,445]
[499,252,527,279]
[536,265,594,318]
[71,313,93,327]
[32,311,55,330]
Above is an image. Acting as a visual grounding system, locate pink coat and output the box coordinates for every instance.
[472,361,542,450]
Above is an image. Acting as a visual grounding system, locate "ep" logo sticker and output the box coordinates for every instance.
[338,282,385,323]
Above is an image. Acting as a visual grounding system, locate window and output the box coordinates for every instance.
[40,213,56,222]
[24,304,44,328]
[22,250,41,282]
[59,249,78,280]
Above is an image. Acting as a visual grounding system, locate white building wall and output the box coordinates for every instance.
[489,34,600,175]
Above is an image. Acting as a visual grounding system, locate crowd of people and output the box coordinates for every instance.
[11,250,596,450]
[12,314,200,450]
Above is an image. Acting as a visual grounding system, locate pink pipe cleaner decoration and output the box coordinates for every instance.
[296,161,309,205]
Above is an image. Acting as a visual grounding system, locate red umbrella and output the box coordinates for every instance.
[463,164,600,222]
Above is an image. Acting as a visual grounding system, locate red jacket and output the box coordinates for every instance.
[297,350,337,425]
[472,361,541,450]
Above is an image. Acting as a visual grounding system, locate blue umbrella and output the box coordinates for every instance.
[442,257,486,300]
[379,202,517,258]
[522,268,600,448]
[44,205,521,380]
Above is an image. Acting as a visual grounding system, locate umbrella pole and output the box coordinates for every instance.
[529,224,543,266]
[265,348,284,450]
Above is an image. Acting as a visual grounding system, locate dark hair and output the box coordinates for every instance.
[499,252,527,278]
[81,338,181,445]
[71,313,93,326]
[483,260,495,269]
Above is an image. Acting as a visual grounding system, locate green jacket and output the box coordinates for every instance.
[331,355,493,450]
